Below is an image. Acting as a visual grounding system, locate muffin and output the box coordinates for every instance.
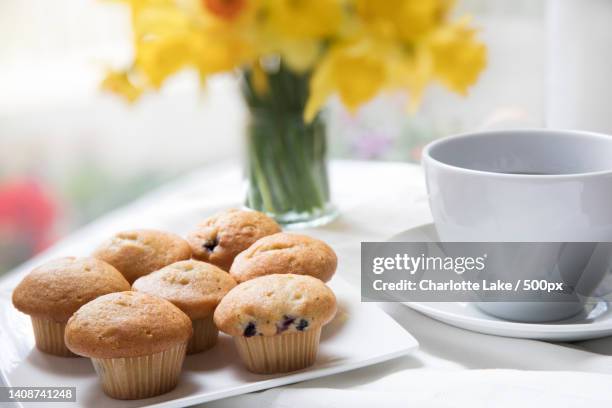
[93,229,191,283]
[12,257,130,357]
[65,291,192,400]
[132,260,236,354]
[186,209,281,271]
[214,274,336,374]
[230,233,337,283]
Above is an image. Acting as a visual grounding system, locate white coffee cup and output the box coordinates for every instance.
[422,129,612,322]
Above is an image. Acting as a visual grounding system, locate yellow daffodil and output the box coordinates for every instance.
[356,0,455,41]
[397,0,455,41]
[428,17,487,94]
[305,38,389,122]
[264,0,344,39]
[101,70,144,102]
[103,0,487,117]
[256,0,345,72]
[389,45,434,112]
[262,37,322,72]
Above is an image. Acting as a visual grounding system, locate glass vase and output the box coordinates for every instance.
[242,64,337,228]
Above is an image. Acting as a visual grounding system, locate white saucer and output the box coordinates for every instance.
[391,223,612,341]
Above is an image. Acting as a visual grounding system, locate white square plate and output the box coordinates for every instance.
[0,274,417,407]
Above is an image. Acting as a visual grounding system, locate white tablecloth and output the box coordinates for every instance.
[3,160,612,407]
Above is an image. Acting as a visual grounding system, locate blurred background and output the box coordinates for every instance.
[0,0,547,273]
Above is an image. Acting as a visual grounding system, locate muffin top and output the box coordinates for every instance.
[12,257,130,323]
[132,260,237,320]
[65,291,192,359]
[186,209,281,271]
[93,229,191,283]
[214,274,337,337]
[230,233,337,283]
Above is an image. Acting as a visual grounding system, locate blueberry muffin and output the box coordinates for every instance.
[132,260,237,354]
[214,274,337,373]
[65,291,192,400]
[230,233,337,283]
[186,209,281,271]
[93,229,191,283]
[12,257,130,356]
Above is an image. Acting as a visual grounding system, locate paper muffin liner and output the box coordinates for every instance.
[30,317,76,357]
[233,328,321,374]
[90,342,187,400]
[188,315,218,354]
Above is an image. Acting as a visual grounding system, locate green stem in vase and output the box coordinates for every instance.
[247,129,274,212]
[243,63,334,226]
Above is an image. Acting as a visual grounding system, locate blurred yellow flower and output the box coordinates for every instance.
[264,0,344,39]
[428,17,487,94]
[305,39,388,121]
[272,38,322,72]
[356,0,455,41]
[389,45,433,112]
[257,0,344,72]
[129,2,203,87]
[103,0,487,119]
[101,70,144,102]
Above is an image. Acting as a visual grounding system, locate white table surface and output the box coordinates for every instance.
[3,160,612,407]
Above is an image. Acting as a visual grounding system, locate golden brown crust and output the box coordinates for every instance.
[229,233,337,283]
[186,209,281,271]
[93,229,191,283]
[12,257,130,323]
[65,291,192,359]
[132,260,237,320]
[213,274,336,337]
